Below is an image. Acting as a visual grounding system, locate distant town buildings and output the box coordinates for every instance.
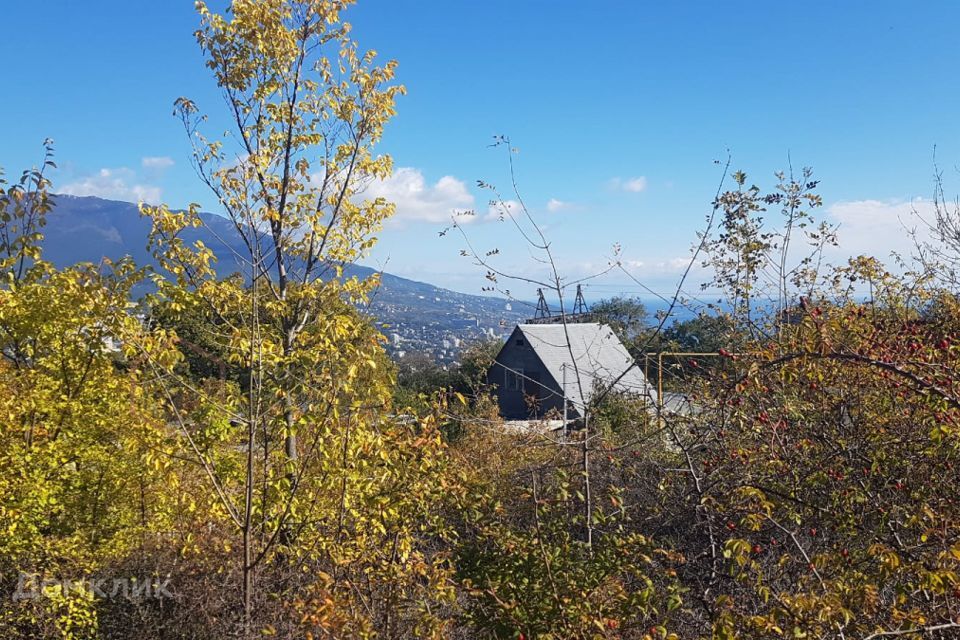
[370,286,524,365]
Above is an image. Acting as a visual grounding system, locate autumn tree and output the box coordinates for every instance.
[0,147,179,638]
[702,167,834,335]
[627,171,960,638]
[137,1,457,636]
[664,267,960,638]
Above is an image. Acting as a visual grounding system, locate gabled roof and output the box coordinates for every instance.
[514,322,654,410]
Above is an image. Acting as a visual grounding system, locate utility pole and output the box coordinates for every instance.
[534,288,550,319]
[573,284,588,315]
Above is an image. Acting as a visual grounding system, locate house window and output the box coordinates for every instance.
[505,368,524,391]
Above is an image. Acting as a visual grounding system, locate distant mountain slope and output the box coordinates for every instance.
[40,195,524,362]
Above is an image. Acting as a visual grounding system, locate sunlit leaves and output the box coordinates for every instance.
[687,289,960,638]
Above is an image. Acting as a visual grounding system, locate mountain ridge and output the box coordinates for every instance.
[39,194,524,362]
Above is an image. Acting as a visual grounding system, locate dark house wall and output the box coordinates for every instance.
[487,327,567,419]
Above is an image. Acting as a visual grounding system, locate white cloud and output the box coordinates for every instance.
[141,156,174,170]
[608,176,648,193]
[826,197,934,259]
[363,167,474,225]
[546,198,572,212]
[622,256,698,275]
[60,167,162,205]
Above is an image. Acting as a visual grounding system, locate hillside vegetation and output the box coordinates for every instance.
[2,2,960,639]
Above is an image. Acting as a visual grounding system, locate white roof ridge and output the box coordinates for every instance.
[510,322,654,408]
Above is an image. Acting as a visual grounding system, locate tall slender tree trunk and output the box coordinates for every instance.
[582,413,592,550]
[243,250,261,634]
[282,327,299,541]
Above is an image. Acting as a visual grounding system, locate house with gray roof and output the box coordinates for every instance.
[487,322,656,420]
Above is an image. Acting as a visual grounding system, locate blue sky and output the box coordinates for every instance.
[3,1,960,300]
